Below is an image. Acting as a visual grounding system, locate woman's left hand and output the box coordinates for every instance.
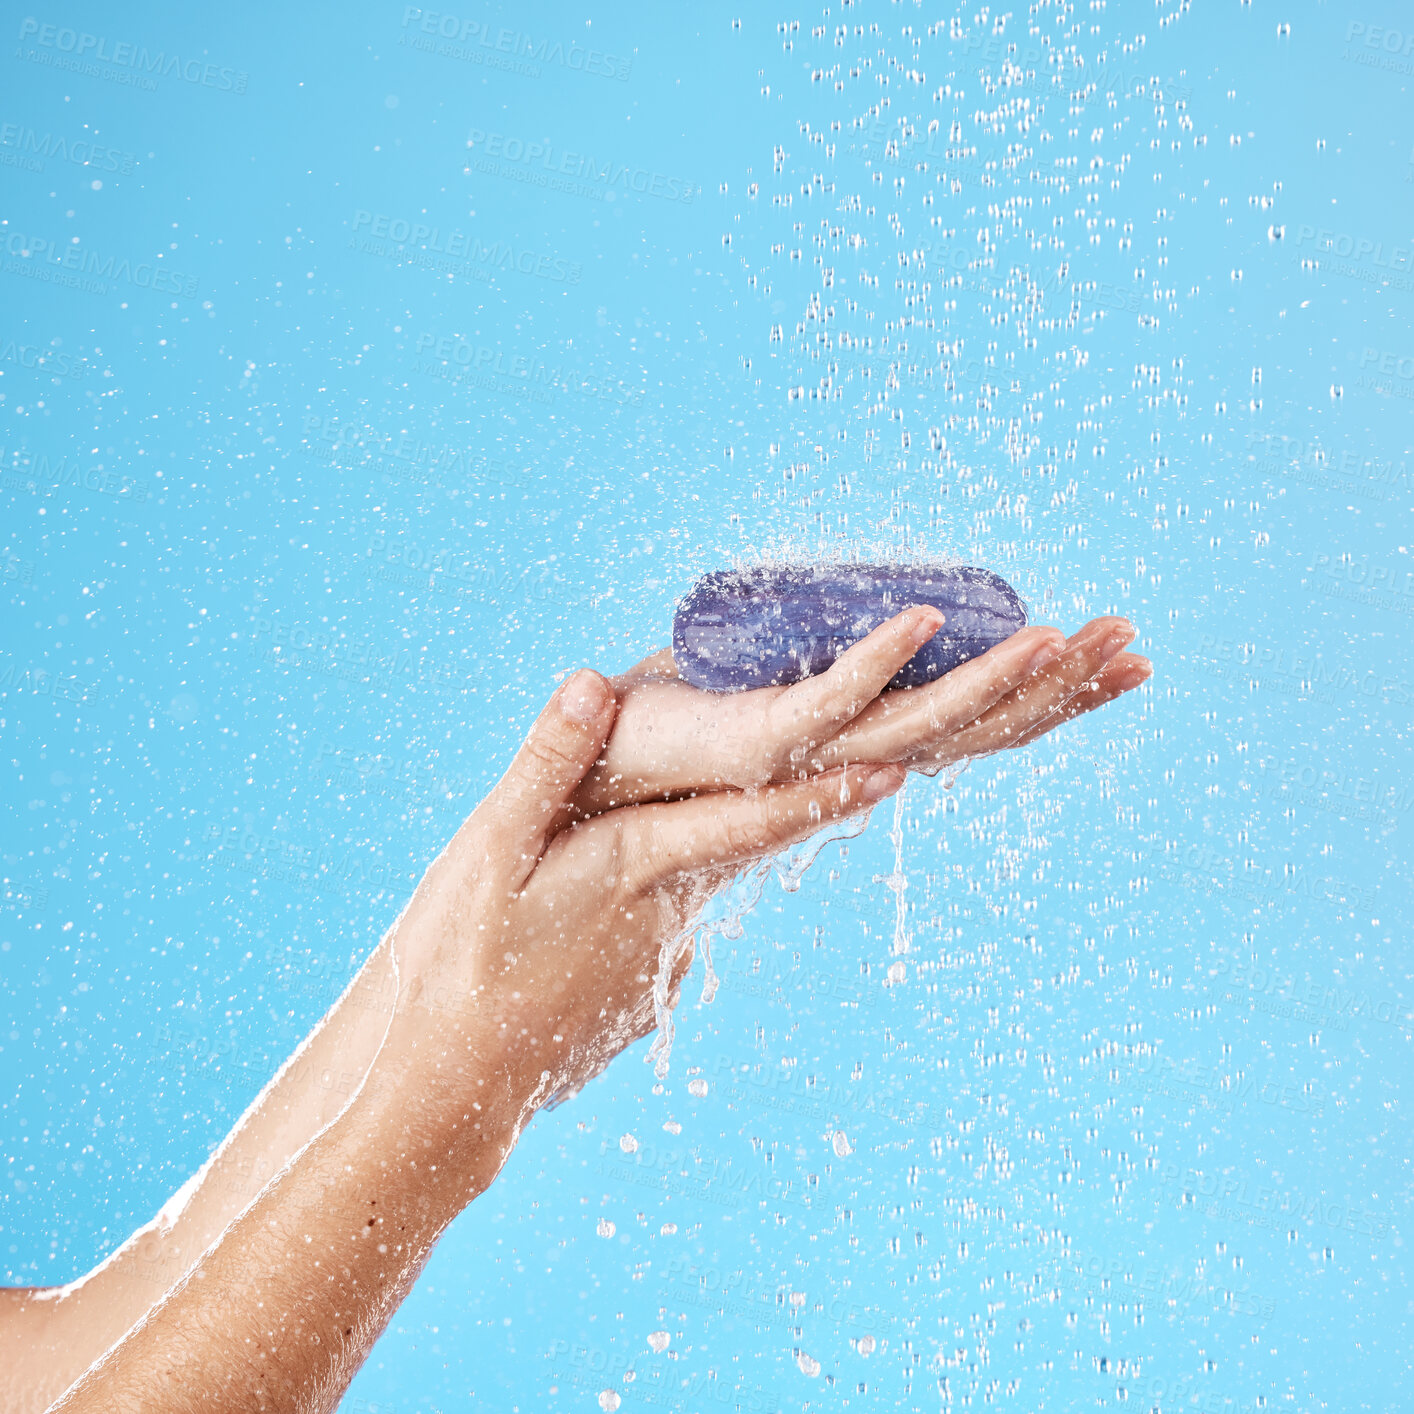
[387,670,908,1112]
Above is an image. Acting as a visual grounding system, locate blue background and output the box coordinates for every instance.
[1,2,1410,1410]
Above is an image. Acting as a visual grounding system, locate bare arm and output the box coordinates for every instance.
[46,1036,524,1414]
[46,670,906,1413]
[5,609,1150,1412]
[0,942,402,1414]
[1,613,959,1410]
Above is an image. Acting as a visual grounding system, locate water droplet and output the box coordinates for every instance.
[857,1334,876,1355]
[833,1130,854,1157]
[797,1351,821,1377]
[663,1120,682,1135]
[619,1133,638,1153]
[599,1390,621,1411]
[688,1078,709,1098]
[648,1330,670,1353]
[597,1218,616,1239]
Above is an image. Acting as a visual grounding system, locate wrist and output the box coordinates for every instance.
[367,1001,546,1196]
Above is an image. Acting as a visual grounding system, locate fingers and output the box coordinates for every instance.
[615,648,679,684]
[475,670,618,882]
[1007,651,1152,749]
[940,617,1140,760]
[621,762,906,892]
[812,624,1067,769]
[768,606,946,764]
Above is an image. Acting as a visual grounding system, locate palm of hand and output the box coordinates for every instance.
[572,612,1149,818]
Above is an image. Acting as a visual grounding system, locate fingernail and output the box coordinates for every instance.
[909,607,945,646]
[1118,659,1154,689]
[861,764,905,803]
[1099,624,1135,662]
[560,669,607,724]
[1025,634,1065,675]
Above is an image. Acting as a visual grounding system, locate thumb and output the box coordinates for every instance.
[478,669,617,882]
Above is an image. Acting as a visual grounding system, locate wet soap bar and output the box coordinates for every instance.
[673,563,1028,693]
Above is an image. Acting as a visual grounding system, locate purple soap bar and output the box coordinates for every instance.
[672,563,1027,692]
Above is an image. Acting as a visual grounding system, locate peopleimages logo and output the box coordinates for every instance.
[204,824,405,894]
[1357,346,1414,379]
[349,210,581,284]
[1293,224,1414,292]
[466,128,698,204]
[0,445,151,502]
[1154,1161,1398,1240]
[399,8,631,81]
[0,120,139,176]
[16,17,247,93]
[0,337,86,378]
[0,228,199,298]
[1343,21,1414,76]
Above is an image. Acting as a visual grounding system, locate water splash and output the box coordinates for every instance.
[646,805,876,1078]
[911,753,975,788]
[874,783,912,969]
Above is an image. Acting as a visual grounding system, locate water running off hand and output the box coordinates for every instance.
[644,802,876,1079]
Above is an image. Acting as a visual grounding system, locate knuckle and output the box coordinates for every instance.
[621,814,677,892]
[704,815,753,864]
[612,816,649,888]
[525,729,584,778]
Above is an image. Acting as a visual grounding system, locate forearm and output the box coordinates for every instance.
[3,936,402,1414]
[49,1038,531,1414]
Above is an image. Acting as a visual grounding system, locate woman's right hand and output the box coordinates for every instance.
[571,612,1150,818]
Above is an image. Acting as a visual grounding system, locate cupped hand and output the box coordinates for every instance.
[570,611,1151,818]
[384,672,907,1113]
